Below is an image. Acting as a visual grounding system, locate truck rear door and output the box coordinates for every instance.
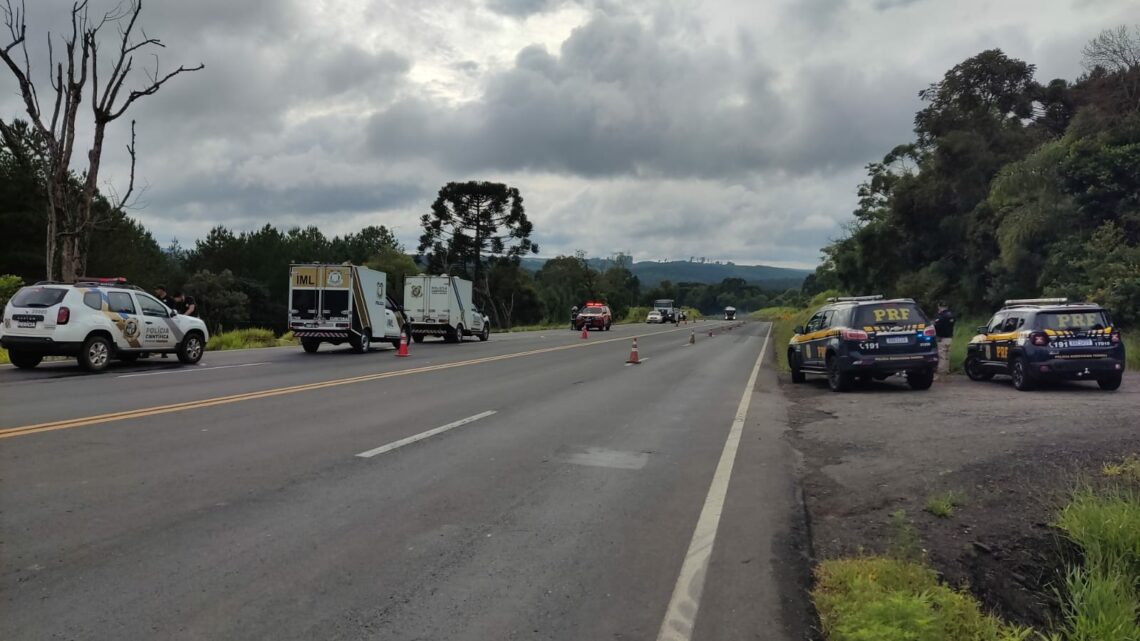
[429,277,451,324]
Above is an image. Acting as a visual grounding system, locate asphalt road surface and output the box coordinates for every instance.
[0,321,811,641]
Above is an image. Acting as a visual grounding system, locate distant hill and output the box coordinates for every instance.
[520,258,810,289]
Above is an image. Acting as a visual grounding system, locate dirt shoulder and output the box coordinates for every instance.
[782,370,1140,629]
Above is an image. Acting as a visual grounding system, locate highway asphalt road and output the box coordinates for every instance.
[0,321,810,641]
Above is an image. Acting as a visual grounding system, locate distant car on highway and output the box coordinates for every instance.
[646,310,663,323]
[965,298,1125,391]
[574,302,612,331]
[788,295,938,392]
[1,277,209,372]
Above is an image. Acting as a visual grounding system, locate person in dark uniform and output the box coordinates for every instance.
[934,301,956,378]
[174,292,197,317]
[154,286,178,358]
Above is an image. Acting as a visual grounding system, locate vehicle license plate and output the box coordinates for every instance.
[1068,339,1093,347]
[885,336,909,345]
[18,320,36,328]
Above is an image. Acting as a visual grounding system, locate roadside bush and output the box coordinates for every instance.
[0,274,22,309]
[0,347,9,365]
[206,328,293,351]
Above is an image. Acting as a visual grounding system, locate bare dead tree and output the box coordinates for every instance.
[0,0,202,281]
[1083,25,1140,73]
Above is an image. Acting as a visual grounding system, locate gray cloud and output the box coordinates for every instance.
[486,0,570,17]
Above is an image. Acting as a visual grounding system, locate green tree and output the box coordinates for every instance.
[418,181,538,285]
[535,255,596,323]
[184,269,251,333]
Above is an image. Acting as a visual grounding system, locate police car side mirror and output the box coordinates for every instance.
[794,325,805,335]
[169,309,178,317]
[976,325,987,334]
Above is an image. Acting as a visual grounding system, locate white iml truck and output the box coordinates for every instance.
[403,275,489,343]
[288,264,406,353]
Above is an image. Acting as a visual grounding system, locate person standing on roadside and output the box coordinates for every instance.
[174,291,197,317]
[934,301,955,378]
[154,286,178,358]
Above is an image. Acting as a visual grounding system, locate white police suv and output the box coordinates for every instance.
[1,277,209,372]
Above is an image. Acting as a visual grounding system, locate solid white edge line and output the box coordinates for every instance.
[655,323,772,641]
[355,410,498,459]
[116,362,268,379]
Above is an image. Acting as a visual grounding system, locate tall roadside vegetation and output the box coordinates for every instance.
[811,28,1140,327]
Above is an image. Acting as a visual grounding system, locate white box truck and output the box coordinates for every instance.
[403,275,489,343]
[288,264,406,353]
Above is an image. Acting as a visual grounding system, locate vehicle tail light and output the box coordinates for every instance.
[57,306,70,325]
[1111,332,1121,344]
[841,329,868,341]
[1029,331,1048,346]
[923,326,936,338]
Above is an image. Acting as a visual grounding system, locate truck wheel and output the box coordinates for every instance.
[177,332,205,364]
[479,325,489,341]
[8,350,43,369]
[302,338,320,353]
[78,335,112,372]
[412,334,425,344]
[352,331,371,353]
[450,325,464,343]
[826,355,852,392]
[1097,373,1123,391]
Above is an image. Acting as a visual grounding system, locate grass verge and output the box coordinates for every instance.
[813,556,1034,641]
[753,306,813,372]
[205,328,297,351]
[1054,484,1140,641]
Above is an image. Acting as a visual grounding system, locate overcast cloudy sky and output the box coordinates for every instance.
[3,0,1138,268]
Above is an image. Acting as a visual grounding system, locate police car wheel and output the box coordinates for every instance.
[79,335,112,372]
[907,369,934,390]
[1097,373,1123,391]
[789,351,806,384]
[1011,357,1036,391]
[178,333,205,364]
[826,357,852,392]
[479,326,490,341]
[302,338,320,353]
[8,350,43,369]
[964,354,992,381]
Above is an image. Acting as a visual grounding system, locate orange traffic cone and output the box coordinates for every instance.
[627,337,641,364]
[396,332,410,357]
[689,330,695,345]
[581,324,589,339]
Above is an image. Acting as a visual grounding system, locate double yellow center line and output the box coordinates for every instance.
[1,324,728,440]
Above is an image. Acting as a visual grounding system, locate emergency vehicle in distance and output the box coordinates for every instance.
[724,306,737,320]
[289,264,406,353]
[1,277,209,371]
[573,302,613,331]
[654,299,678,323]
[403,275,489,343]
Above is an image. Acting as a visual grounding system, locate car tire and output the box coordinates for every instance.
[789,350,806,384]
[1010,356,1036,391]
[8,350,43,370]
[78,335,113,372]
[1097,373,1123,391]
[907,368,934,390]
[302,338,320,353]
[178,332,205,364]
[826,355,852,392]
[352,330,371,353]
[964,354,992,381]
[479,325,489,342]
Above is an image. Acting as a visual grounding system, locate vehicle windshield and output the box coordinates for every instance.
[10,287,67,308]
[654,300,674,307]
[580,307,605,315]
[853,302,927,326]
[1036,310,1111,331]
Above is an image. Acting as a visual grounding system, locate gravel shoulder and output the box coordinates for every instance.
[782,370,1140,628]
